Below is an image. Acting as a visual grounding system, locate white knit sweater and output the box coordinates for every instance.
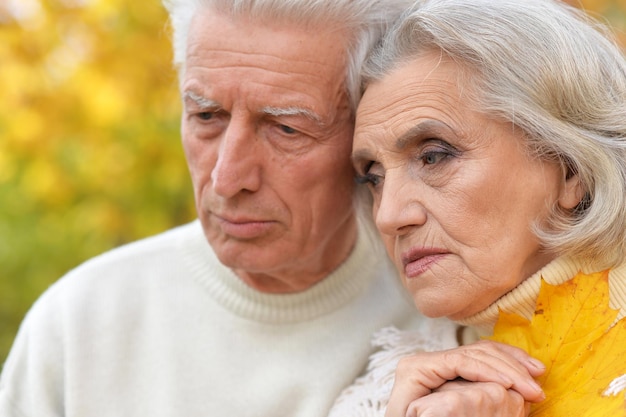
[0,220,424,417]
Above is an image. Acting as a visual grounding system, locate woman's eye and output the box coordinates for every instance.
[356,173,380,186]
[356,162,383,187]
[419,145,456,165]
[422,151,445,165]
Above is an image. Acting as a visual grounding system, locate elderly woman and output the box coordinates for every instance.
[329,0,626,416]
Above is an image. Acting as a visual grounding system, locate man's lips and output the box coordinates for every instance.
[401,248,448,278]
[213,213,275,239]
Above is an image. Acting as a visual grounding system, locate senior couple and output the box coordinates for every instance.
[2,0,626,416]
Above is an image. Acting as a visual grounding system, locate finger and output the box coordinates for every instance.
[482,340,546,377]
[384,344,545,417]
[412,344,543,398]
[437,341,545,400]
[463,340,545,377]
[406,382,529,417]
[435,381,533,417]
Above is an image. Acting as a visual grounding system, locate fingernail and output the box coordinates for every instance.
[528,357,546,370]
[530,379,544,396]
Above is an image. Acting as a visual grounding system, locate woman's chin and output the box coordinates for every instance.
[413,299,477,322]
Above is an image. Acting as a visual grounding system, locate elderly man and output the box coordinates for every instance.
[0,1,422,416]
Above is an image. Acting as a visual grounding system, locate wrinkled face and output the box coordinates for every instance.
[181,10,356,293]
[353,51,581,320]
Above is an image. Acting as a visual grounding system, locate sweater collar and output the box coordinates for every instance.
[181,219,384,324]
[457,256,588,336]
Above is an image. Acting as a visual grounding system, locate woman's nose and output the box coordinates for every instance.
[374,172,428,236]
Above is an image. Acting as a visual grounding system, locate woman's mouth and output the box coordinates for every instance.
[401,248,448,278]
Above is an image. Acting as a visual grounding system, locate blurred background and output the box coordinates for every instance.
[0,0,194,363]
[0,0,625,365]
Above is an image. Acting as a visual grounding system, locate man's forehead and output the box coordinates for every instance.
[184,9,351,121]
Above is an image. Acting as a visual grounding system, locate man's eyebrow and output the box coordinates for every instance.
[181,94,323,125]
[261,106,323,125]
[183,91,219,109]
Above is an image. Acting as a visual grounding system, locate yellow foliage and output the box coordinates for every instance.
[75,71,129,126]
[577,0,626,45]
[490,271,626,416]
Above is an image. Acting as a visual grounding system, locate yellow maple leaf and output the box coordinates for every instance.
[489,270,626,416]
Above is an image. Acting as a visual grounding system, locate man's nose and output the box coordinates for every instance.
[211,122,262,198]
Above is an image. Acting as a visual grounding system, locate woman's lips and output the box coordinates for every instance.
[401,249,448,278]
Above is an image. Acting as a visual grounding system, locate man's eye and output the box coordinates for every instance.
[279,124,297,134]
[197,111,214,121]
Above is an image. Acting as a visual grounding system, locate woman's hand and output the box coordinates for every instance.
[385,340,545,417]
[401,379,530,417]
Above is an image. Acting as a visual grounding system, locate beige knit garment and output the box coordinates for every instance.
[458,257,626,335]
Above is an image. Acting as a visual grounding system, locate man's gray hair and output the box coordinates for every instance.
[363,0,626,268]
[162,0,412,112]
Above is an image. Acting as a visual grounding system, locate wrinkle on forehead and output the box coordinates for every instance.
[355,53,472,145]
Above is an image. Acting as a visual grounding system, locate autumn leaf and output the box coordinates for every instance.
[489,270,626,416]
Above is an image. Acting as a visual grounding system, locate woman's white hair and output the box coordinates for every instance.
[161,0,412,112]
[363,0,626,267]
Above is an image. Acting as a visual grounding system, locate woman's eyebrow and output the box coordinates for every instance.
[396,119,455,150]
